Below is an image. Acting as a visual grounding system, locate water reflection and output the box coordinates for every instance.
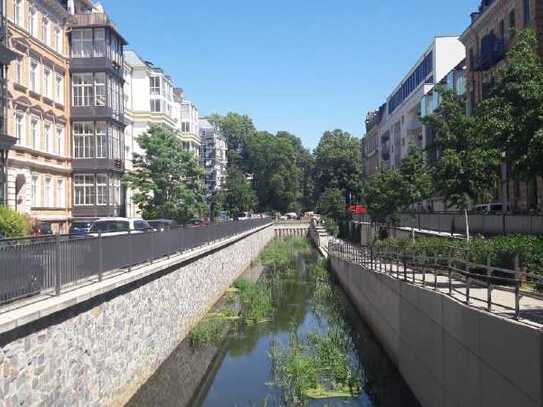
[128,252,421,407]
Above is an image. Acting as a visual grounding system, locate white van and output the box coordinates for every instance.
[88,218,153,236]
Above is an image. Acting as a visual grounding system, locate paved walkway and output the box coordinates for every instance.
[336,251,543,329]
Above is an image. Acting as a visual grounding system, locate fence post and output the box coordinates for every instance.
[98,231,103,282]
[486,255,492,312]
[55,233,61,296]
[150,230,154,264]
[128,229,132,272]
[514,254,520,320]
[466,262,471,305]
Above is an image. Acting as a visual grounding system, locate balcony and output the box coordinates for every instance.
[474,34,505,71]
[72,158,125,173]
[69,13,118,30]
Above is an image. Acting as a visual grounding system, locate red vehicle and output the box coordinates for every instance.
[348,205,367,215]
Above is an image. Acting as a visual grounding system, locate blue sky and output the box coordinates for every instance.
[101,0,477,149]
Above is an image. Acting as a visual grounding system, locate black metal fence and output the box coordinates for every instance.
[329,239,543,321]
[354,212,543,236]
[0,219,271,305]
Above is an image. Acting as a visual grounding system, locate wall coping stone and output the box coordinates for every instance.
[0,222,273,336]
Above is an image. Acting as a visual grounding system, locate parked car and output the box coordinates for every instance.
[472,203,510,214]
[147,219,177,232]
[88,218,154,236]
[32,222,53,236]
[69,220,95,237]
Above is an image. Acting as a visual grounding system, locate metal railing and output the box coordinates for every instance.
[0,219,271,306]
[354,212,543,236]
[329,239,543,321]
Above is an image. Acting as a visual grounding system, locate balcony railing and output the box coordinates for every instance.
[69,13,118,30]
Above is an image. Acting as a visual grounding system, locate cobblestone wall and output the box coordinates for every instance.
[0,226,274,407]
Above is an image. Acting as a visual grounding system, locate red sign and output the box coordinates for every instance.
[348,205,367,215]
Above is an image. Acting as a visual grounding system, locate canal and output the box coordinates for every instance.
[127,238,420,407]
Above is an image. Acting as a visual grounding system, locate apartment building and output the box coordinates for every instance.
[200,118,227,198]
[378,37,465,170]
[178,92,200,157]
[461,0,543,212]
[66,1,127,219]
[5,0,71,232]
[0,7,17,206]
[361,104,385,178]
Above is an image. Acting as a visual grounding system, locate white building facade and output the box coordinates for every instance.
[378,36,465,169]
[200,118,227,198]
[178,92,200,158]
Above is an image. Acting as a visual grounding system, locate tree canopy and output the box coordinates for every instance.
[214,167,257,218]
[123,125,206,224]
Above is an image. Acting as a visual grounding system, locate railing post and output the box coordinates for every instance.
[370,247,374,270]
[403,252,407,281]
[150,230,154,264]
[98,231,103,282]
[128,228,132,272]
[448,250,452,295]
[514,254,520,320]
[55,233,61,296]
[466,262,471,305]
[486,255,492,312]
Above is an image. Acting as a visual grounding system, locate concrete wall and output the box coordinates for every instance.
[0,226,274,407]
[330,257,543,407]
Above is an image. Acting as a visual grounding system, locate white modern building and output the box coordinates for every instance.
[177,89,200,158]
[200,118,227,198]
[378,36,465,169]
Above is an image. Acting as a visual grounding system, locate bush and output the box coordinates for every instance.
[0,207,31,238]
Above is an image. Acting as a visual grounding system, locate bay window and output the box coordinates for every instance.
[95,73,106,106]
[72,29,93,58]
[72,73,93,106]
[94,29,106,57]
[96,122,107,158]
[96,174,108,205]
[74,175,95,206]
[73,122,95,158]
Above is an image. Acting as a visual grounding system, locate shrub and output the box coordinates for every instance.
[0,207,31,238]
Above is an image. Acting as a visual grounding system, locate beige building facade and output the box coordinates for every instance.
[5,0,71,232]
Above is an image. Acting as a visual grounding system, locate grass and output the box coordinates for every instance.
[260,237,311,272]
[234,279,274,324]
[189,317,231,347]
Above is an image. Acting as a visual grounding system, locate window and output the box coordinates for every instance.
[43,67,52,99]
[524,0,530,26]
[73,122,95,158]
[42,18,50,46]
[74,175,95,206]
[72,73,93,106]
[94,28,105,57]
[56,126,64,156]
[30,60,39,93]
[29,8,37,36]
[43,123,51,152]
[150,99,160,112]
[44,177,52,207]
[96,174,108,205]
[71,29,93,58]
[509,9,516,36]
[31,118,39,149]
[111,126,120,159]
[56,179,64,208]
[14,57,22,84]
[15,112,24,144]
[14,0,23,27]
[181,122,190,132]
[55,29,62,53]
[31,174,38,207]
[150,76,160,95]
[55,75,64,105]
[95,73,106,106]
[96,122,107,158]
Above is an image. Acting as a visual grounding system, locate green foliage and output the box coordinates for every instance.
[316,188,347,223]
[234,279,274,324]
[123,125,206,224]
[0,207,31,238]
[189,317,230,347]
[313,129,364,203]
[374,235,543,274]
[422,86,501,210]
[260,237,310,272]
[477,29,543,179]
[215,167,257,218]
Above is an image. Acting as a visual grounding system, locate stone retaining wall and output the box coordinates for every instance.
[0,225,274,407]
[330,256,543,407]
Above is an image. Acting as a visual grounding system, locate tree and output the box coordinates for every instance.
[478,29,543,178]
[246,131,302,213]
[316,188,347,222]
[398,146,433,205]
[313,129,364,203]
[422,87,500,211]
[364,167,406,224]
[123,125,206,224]
[208,112,256,171]
[216,167,257,218]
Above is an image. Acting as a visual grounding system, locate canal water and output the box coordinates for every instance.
[127,246,420,407]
